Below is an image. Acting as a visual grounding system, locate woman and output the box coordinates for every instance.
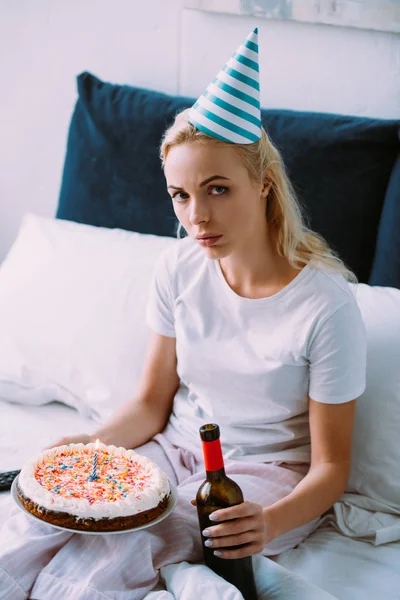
[0,29,366,600]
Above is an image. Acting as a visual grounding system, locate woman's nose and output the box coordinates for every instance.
[189,199,210,225]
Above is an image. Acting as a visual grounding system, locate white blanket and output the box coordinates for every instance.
[158,556,338,599]
[1,400,400,600]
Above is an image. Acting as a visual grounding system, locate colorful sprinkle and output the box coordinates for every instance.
[35,448,152,505]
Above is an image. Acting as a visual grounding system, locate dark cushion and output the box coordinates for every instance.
[369,150,400,288]
[57,72,400,284]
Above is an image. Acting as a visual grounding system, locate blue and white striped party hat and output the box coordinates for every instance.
[188,28,261,145]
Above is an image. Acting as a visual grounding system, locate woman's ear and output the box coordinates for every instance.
[261,181,272,198]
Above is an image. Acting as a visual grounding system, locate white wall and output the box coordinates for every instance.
[181,9,400,116]
[0,0,399,261]
[0,0,184,262]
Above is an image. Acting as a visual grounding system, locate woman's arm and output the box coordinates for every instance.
[263,396,356,540]
[261,299,366,540]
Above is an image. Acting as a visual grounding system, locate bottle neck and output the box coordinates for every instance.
[205,467,226,481]
[202,438,225,474]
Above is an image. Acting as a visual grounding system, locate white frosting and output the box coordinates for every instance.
[18,442,170,520]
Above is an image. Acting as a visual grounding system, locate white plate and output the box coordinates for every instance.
[11,475,178,535]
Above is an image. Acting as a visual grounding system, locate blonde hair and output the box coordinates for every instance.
[159,108,357,283]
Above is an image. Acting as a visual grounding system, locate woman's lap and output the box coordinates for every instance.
[0,433,316,599]
[0,435,202,600]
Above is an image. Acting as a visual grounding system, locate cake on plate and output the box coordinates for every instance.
[16,441,171,532]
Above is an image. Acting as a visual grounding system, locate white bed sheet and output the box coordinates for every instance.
[0,399,96,530]
[1,400,399,600]
[274,527,400,600]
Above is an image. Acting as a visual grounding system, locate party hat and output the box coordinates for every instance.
[188,28,261,145]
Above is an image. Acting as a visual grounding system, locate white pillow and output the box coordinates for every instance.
[348,283,400,512]
[0,214,177,421]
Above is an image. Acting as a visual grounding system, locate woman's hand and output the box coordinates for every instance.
[191,499,274,559]
[43,433,94,451]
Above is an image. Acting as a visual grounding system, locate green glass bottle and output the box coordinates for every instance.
[196,423,258,600]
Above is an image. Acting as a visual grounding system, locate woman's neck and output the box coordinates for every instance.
[218,231,299,300]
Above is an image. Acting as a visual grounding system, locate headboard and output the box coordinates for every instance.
[57,72,400,288]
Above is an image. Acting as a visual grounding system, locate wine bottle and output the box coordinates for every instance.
[196,423,258,600]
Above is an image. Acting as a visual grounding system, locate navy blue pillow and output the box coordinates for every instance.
[57,72,399,284]
[369,151,400,288]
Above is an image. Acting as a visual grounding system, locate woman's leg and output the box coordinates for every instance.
[1,438,316,600]
[158,459,319,558]
[0,434,199,600]
[29,435,204,600]
[0,504,74,600]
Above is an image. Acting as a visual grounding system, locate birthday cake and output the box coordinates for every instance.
[16,442,171,532]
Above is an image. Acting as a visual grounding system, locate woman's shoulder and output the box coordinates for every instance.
[307,261,357,305]
[304,262,363,335]
[296,264,366,362]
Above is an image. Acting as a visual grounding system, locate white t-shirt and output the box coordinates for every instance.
[146,237,367,463]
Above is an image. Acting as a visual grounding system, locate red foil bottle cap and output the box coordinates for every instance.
[202,439,224,471]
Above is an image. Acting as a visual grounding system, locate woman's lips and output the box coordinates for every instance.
[197,236,222,247]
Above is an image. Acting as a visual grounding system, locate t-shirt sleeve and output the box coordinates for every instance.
[308,298,367,404]
[145,249,176,338]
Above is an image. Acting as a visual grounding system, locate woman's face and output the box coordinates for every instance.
[164,142,268,258]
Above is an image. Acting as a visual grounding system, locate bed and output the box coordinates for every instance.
[0,73,399,599]
[1,401,399,600]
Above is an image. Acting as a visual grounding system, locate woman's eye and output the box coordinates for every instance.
[172,186,228,202]
[209,186,228,196]
[172,192,189,202]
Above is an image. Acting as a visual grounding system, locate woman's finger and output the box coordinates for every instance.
[203,516,256,538]
[207,501,256,522]
[204,531,256,549]
[213,542,262,560]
